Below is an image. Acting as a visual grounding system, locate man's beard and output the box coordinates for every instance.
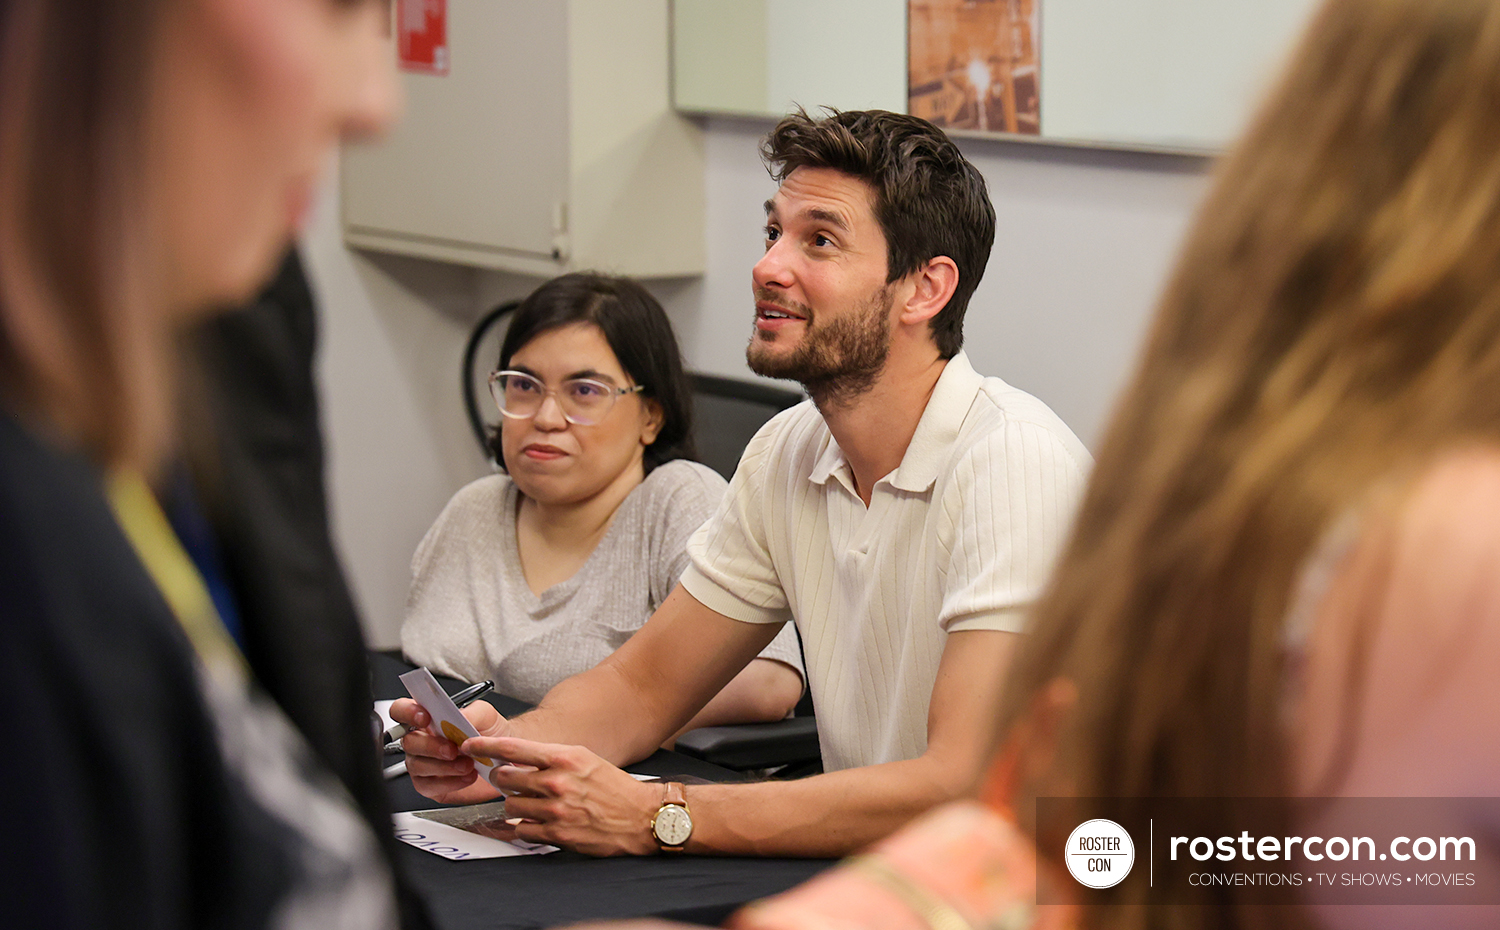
[747,285,894,408]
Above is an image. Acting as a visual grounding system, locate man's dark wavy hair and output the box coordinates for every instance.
[760,108,996,359]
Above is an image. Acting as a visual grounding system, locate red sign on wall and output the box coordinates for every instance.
[398,0,449,76]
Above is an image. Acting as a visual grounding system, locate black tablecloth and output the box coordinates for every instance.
[371,652,833,930]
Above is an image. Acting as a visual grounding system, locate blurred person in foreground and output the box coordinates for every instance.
[0,1,400,928]
[181,248,433,929]
[732,1,1500,928]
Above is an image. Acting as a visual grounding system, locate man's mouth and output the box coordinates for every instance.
[755,300,808,323]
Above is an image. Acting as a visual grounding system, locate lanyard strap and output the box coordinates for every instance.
[106,470,247,680]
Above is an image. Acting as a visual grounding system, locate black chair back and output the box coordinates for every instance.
[687,374,803,481]
[462,301,520,465]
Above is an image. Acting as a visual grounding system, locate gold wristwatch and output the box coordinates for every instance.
[651,782,693,852]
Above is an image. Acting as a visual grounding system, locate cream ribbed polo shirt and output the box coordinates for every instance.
[681,352,1090,771]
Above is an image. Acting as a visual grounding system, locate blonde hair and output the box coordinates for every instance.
[999,0,1500,924]
[0,0,171,468]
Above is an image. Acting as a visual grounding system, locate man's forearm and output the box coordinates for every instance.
[506,659,679,766]
[467,630,1011,857]
[504,588,780,765]
[673,629,1015,857]
[679,754,979,857]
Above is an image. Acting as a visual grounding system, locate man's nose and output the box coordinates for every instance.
[753,239,795,291]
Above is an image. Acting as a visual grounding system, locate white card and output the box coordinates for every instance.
[392,810,557,859]
[399,667,498,779]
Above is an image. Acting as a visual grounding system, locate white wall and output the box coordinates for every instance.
[305,119,1211,648]
[301,171,490,651]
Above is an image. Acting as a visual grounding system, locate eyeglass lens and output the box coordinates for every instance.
[490,372,620,425]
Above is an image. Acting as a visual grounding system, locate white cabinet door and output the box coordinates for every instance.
[344,0,570,264]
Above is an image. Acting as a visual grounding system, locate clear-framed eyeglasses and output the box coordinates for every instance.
[487,370,645,426]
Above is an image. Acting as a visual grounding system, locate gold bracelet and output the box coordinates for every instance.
[844,854,977,930]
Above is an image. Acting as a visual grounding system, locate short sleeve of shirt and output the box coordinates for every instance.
[681,412,798,626]
[626,460,805,682]
[937,418,1090,635]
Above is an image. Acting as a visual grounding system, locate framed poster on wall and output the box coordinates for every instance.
[673,0,1319,154]
[908,0,1039,136]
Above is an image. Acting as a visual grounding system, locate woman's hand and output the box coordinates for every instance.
[390,697,509,805]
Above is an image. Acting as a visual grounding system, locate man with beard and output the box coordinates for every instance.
[394,109,1090,858]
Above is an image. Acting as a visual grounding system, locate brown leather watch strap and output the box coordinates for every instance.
[652,781,692,852]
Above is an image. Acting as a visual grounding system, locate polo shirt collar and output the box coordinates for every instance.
[808,351,984,493]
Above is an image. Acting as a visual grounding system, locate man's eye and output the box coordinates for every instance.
[764,225,781,242]
[813,233,832,247]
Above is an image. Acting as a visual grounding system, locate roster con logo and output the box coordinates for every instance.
[1065,819,1136,889]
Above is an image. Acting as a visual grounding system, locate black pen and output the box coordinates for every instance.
[382,679,493,748]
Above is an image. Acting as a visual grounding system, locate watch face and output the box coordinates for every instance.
[654,805,693,846]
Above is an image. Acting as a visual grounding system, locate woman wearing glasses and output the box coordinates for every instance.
[402,273,804,734]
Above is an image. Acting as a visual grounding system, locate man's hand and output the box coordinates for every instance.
[390,696,508,805]
[464,736,664,857]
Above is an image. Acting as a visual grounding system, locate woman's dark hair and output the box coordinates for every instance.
[489,272,697,474]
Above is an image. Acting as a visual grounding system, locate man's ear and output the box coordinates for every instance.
[898,256,960,327]
[981,677,1077,814]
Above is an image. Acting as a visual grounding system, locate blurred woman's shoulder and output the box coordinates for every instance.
[1293,444,1500,796]
[1399,445,1500,545]
[1306,445,1500,631]
[1375,444,1500,646]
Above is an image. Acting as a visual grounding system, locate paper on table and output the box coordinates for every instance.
[399,667,497,779]
[393,809,557,860]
